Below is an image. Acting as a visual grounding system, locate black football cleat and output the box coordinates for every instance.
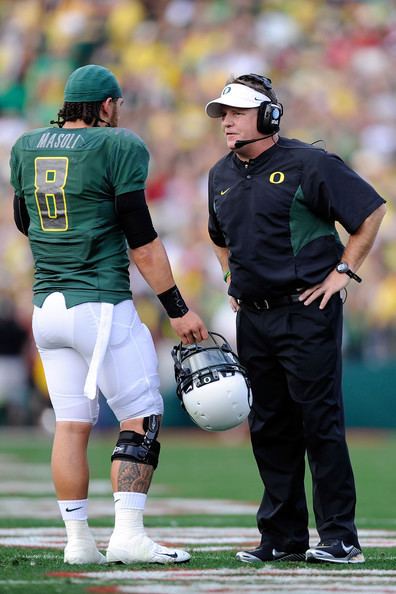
[305,540,365,564]
[236,542,306,563]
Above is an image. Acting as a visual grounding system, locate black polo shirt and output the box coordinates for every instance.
[208,137,385,300]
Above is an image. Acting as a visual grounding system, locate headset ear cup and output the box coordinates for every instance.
[257,101,282,134]
[257,101,269,134]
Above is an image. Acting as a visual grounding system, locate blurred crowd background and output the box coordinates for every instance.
[0,0,395,428]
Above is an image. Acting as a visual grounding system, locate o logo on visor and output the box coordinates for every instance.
[222,86,232,95]
[269,171,285,184]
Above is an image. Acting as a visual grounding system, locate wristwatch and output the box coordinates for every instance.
[336,261,362,283]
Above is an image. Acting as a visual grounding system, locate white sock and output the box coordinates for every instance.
[58,499,88,521]
[112,492,147,540]
[64,519,95,545]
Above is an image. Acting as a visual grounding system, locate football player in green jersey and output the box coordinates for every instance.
[10,64,208,565]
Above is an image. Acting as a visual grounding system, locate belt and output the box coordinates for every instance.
[239,294,302,311]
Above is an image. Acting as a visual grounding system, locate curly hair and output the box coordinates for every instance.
[50,101,104,128]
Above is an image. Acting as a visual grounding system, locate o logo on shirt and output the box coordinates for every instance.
[269,171,285,184]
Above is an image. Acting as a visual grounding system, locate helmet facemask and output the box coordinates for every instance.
[172,332,251,431]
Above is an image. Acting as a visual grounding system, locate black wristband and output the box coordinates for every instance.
[157,285,189,318]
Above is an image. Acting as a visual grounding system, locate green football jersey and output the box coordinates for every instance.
[10,126,149,307]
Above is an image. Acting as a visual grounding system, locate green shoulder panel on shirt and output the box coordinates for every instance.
[289,185,340,256]
[10,126,149,306]
[108,128,149,195]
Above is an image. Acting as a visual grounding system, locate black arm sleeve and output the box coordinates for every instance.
[13,194,30,236]
[115,190,158,249]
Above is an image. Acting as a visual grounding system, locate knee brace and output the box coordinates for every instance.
[111,414,161,469]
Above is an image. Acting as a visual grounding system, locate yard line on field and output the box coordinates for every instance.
[3,580,396,594]
[0,497,257,517]
[1,527,396,549]
[0,457,50,480]
[45,567,396,594]
[0,480,167,495]
[1,496,395,534]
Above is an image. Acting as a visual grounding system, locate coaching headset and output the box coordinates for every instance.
[229,74,283,149]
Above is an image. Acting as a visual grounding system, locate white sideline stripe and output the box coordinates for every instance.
[1,579,396,594]
[2,564,396,594]
[0,527,396,549]
[1,497,395,532]
[44,568,396,594]
[0,480,167,495]
[0,497,257,517]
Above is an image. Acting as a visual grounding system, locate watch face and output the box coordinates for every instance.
[337,262,349,273]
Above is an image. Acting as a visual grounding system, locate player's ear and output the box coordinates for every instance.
[101,97,113,115]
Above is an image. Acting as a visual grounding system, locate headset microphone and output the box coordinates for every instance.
[233,132,276,149]
[233,137,266,149]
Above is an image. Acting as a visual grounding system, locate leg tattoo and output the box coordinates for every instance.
[117,461,154,493]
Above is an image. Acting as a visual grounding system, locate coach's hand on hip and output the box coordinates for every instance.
[298,270,350,310]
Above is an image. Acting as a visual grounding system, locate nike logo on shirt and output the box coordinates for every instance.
[220,187,231,196]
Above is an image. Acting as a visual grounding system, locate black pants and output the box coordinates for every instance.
[236,295,359,550]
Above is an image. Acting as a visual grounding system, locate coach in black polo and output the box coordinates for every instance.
[206,74,386,564]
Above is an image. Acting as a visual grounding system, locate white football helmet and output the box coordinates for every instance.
[172,332,251,431]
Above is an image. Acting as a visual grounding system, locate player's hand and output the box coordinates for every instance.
[170,310,209,344]
[230,296,240,312]
[298,269,350,309]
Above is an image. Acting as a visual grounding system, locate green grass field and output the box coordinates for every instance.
[0,428,395,593]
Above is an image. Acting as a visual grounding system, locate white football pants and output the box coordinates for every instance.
[32,292,163,424]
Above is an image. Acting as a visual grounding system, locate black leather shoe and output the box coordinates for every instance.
[236,542,306,563]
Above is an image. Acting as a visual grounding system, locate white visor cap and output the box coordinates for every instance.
[206,84,271,118]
